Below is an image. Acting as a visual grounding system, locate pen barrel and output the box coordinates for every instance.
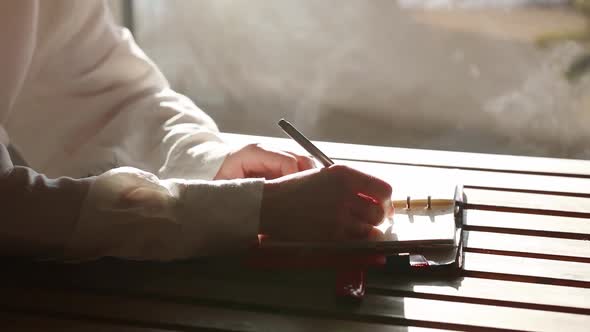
[278,119,334,167]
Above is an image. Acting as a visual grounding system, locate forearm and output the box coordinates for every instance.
[64,167,264,261]
[1,144,263,261]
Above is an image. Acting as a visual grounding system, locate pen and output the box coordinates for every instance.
[277,119,334,167]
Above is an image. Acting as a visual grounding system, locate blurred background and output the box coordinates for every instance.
[109,0,589,159]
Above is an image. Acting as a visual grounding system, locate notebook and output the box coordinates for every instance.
[259,197,458,253]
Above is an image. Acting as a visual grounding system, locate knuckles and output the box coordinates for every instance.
[382,181,393,197]
[244,143,262,151]
[371,207,386,225]
[328,164,355,183]
[329,164,353,174]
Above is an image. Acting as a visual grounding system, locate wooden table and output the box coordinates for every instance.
[2,133,590,331]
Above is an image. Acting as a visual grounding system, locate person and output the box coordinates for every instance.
[0,1,392,261]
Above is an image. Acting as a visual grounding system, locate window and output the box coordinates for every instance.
[119,1,589,159]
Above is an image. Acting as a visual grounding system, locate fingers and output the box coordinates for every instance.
[358,174,392,203]
[349,194,385,226]
[384,200,395,218]
[263,150,314,176]
[285,151,316,171]
[242,145,298,178]
[246,145,319,178]
[330,165,393,203]
[275,154,299,177]
[367,226,385,241]
[345,196,386,241]
[346,222,376,240]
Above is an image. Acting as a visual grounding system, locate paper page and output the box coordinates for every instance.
[261,197,457,251]
[373,198,456,243]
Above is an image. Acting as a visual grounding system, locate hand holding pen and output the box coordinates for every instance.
[278,119,391,206]
[257,119,393,241]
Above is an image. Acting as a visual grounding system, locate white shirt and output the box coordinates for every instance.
[0,1,263,261]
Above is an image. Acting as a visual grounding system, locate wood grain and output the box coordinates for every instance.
[464,188,590,214]
[331,160,590,202]
[463,252,590,285]
[464,210,590,238]
[464,231,590,261]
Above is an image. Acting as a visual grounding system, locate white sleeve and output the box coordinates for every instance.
[4,1,265,260]
[65,167,264,261]
[9,0,228,180]
[0,143,263,261]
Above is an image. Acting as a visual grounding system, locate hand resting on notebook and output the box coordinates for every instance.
[259,164,393,242]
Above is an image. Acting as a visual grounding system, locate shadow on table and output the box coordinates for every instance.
[2,256,468,331]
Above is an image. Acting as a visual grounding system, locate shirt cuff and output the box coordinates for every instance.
[174,177,264,256]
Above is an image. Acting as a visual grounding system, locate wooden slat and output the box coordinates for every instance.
[463,252,590,285]
[464,188,590,214]
[464,185,590,199]
[7,258,590,314]
[367,277,590,314]
[0,311,169,332]
[221,133,590,178]
[333,160,590,202]
[464,231,590,262]
[5,277,589,332]
[390,296,589,332]
[0,287,441,332]
[4,256,590,331]
[464,210,590,238]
